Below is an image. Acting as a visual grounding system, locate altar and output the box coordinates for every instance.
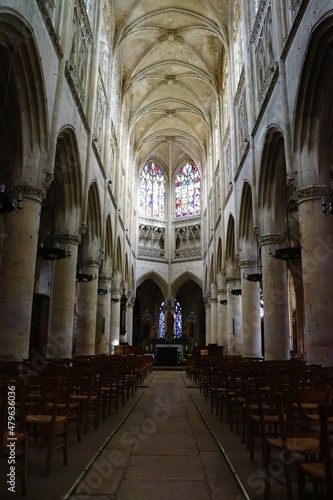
[156,346,178,365]
[149,338,188,365]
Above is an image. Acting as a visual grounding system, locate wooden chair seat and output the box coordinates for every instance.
[25,375,69,476]
[298,403,333,498]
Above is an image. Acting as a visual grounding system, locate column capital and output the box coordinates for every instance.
[99,274,112,282]
[258,234,284,246]
[239,259,257,268]
[55,233,81,246]
[83,257,100,268]
[225,276,239,284]
[9,185,45,203]
[295,185,327,204]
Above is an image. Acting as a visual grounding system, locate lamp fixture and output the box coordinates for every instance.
[0,184,22,214]
[220,300,227,305]
[111,297,120,303]
[97,288,111,295]
[230,289,242,296]
[76,273,94,282]
[38,242,71,261]
[322,191,333,216]
[246,273,262,282]
[271,246,301,260]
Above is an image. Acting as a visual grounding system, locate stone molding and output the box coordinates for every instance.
[258,234,284,246]
[250,0,270,44]
[55,234,81,246]
[225,276,240,284]
[98,275,112,283]
[240,259,257,268]
[83,258,100,268]
[9,185,45,203]
[295,186,327,204]
[36,0,64,59]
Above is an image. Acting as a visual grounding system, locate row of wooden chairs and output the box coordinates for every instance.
[0,353,153,495]
[187,355,333,499]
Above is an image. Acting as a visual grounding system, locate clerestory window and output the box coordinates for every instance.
[139,162,165,218]
[175,163,200,218]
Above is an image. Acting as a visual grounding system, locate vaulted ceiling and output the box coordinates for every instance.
[113,0,231,176]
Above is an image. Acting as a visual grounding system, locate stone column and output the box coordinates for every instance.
[259,235,289,360]
[217,288,228,351]
[0,187,43,360]
[110,288,121,354]
[210,283,218,344]
[226,278,242,355]
[46,234,80,358]
[240,259,262,357]
[296,187,333,365]
[205,300,211,345]
[126,298,134,345]
[75,258,99,355]
[95,275,112,355]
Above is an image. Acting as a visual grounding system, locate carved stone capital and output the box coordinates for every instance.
[83,258,100,268]
[225,276,240,284]
[295,186,327,205]
[55,234,81,246]
[98,275,112,283]
[239,259,257,268]
[9,185,46,203]
[258,234,284,246]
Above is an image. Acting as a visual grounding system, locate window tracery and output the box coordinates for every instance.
[139,163,165,219]
[175,163,201,218]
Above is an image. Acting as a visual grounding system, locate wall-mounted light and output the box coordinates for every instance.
[38,241,71,261]
[230,289,242,296]
[322,191,333,216]
[220,300,227,305]
[98,288,111,295]
[0,184,22,214]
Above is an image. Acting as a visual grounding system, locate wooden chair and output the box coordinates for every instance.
[71,366,100,433]
[25,374,69,476]
[254,374,293,465]
[0,377,28,495]
[264,389,330,500]
[42,366,81,443]
[298,403,333,498]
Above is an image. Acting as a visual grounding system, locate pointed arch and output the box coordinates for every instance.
[225,215,235,262]
[294,14,333,185]
[136,271,168,298]
[171,271,203,296]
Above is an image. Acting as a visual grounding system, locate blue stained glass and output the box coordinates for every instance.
[158,299,182,339]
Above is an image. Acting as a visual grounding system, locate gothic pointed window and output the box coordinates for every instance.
[174,299,182,338]
[175,163,200,218]
[158,302,166,338]
[139,162,165,218]
[158,299,182,338]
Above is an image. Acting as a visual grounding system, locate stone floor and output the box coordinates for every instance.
[1,370,295,500]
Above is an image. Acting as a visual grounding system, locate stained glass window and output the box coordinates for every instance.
[158,302,166,338]
[139,162,165,218]
[175,163,200,218]
[174,299,182,338]
[158,299,183,338]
